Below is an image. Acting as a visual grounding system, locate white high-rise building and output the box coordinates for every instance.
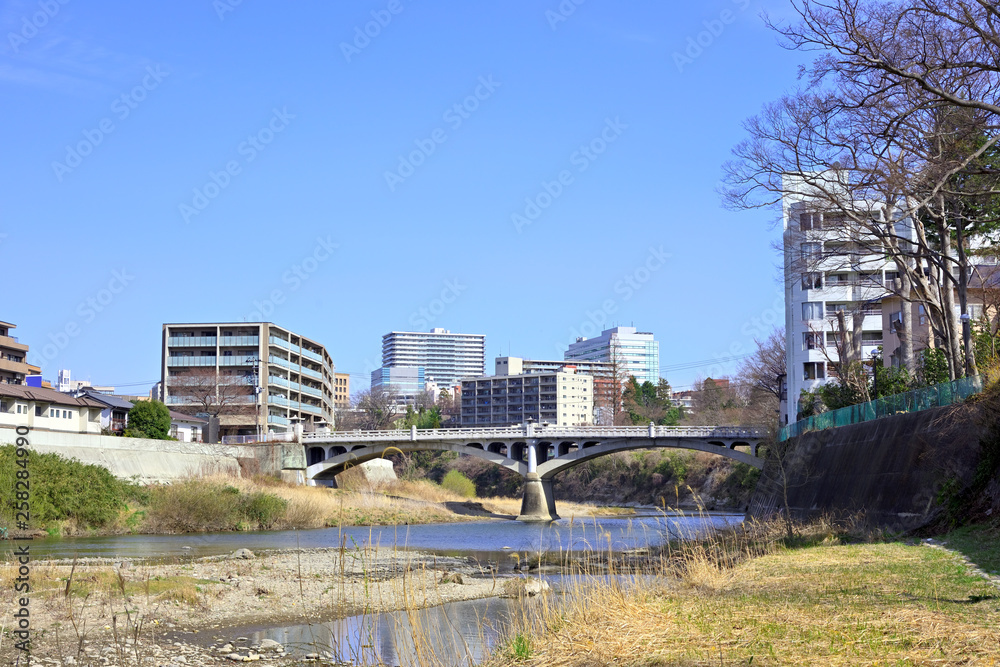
[380,328,485,389]
[781,175,915,424]
[564,326,659,384]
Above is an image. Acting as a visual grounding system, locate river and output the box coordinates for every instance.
[22,512,742,665]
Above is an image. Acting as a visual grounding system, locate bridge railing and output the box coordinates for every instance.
[302,424,765,443]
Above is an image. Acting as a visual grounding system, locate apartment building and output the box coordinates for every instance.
[460,368,593,427]
[0,384,105,433]
[496,356,615,423]
[564,326,660,384]
[334,372,351,409]
[781,178,916,423]
[161,322,335,437]
[0,321,31,385]
[380,328,485,389]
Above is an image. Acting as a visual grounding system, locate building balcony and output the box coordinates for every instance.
[300,347,323,363]
[0,335,28,352]
[268,414,290,425]
[220,335,259,347]
[300,365,322,380]
[297,403,323,415]
[168,336,217,347]
[268,336,293,351]
[167,356,217,367]
[268,375,289,388]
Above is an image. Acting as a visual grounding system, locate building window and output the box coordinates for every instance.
[801,272,822,290]
[35,406,42,417]
[803,362,825,381]
[800,243,822,262]
[802,302,824,321]
[969,304,984,320]
[799,212,820,231]
[803,333,823,351]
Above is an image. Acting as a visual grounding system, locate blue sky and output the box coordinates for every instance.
[1,0,804,395]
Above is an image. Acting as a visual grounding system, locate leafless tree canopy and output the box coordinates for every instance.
[354,386,401,430]
[723,0,1000,381]
[169,367,256,418]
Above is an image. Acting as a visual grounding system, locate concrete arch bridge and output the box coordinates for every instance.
[303,424,766,521]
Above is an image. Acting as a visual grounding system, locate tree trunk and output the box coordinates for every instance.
[899,271,915,375]
[938,215,962,380]
[955,218,978,377]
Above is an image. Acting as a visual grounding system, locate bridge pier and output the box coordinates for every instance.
[517,473,559,522]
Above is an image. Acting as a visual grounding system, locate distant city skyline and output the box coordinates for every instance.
[3,1,803,397]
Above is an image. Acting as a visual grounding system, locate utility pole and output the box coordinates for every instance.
[246,353,262,441]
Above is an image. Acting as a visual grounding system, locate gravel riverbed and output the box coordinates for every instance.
[2,546,515,666]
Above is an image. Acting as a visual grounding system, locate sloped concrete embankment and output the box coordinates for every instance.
[748,399,1000,532]
[0,427,260,483]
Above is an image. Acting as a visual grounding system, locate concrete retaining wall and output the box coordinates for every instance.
[0,427,260,484]
[748,402,985,531]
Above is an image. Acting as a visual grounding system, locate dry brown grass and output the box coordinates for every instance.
[485,519,1000,666]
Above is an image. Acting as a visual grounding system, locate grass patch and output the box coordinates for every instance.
[485,520,1000,666]
[937,519,1000,574]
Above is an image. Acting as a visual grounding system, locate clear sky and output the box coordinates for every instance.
[1,0,805,396]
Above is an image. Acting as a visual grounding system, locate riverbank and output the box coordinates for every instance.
[0,544,511,665]
[484,520,1000,666]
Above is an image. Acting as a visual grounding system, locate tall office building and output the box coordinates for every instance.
[371,366,426,407]
[161,322,335,437]
[380,328,485,389]
[564,326,660,384]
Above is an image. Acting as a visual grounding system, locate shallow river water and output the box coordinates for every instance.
[19,512,742,665]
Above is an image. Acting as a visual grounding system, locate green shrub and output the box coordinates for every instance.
[145,480,288,532]
[441,470,476,499]
[239,491,287,529]
[0,445,142,531]
[126,400,172,440]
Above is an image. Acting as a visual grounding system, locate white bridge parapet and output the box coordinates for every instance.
[302,424,766,444]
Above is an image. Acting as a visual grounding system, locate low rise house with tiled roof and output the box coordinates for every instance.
[0,384,106,434]
[75,388,135,435]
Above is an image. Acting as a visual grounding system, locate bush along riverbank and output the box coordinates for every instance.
[0,446,625,537]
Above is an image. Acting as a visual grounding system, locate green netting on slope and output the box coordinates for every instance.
[778,375,983,441]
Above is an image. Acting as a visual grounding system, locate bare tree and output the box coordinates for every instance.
[355,386,401,430]
[168,367,256,419]
[724,1,1000,380]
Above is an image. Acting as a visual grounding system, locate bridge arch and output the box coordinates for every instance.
[535,437,764,480]
[306,441,528,481]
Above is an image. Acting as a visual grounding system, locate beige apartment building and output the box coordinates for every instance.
[334,372,350,409]
[0,321,32,385]
[161,322,335,437]
[461,368,593,427]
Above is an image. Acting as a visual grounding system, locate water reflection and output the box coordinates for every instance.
[255,597,518,667]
